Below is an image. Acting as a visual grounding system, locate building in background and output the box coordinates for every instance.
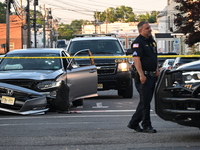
[82,22,158,49]
[0,15,25,54]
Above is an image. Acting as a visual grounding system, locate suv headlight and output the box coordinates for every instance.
[183,71,200,83]
[117,62,129,72]
[37,80,62,90]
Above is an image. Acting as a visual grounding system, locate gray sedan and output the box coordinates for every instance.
[0,48,97,115]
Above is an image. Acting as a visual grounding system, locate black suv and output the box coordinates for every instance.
[155,60,200,128]
[66,34,133,98]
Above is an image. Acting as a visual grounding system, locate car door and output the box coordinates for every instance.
[64,50,98,101]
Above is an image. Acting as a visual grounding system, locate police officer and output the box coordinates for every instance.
[127,21,159,133]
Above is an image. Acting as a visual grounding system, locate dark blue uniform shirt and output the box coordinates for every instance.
[131,35,158,71]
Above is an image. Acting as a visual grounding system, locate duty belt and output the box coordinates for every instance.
[143,71,156,76]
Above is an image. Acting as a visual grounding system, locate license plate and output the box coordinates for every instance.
[98,84,103,89]
[1,96,15,105]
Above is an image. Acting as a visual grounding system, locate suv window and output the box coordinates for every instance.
[67,40,124,55]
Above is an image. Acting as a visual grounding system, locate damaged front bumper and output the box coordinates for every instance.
[0,82,48,115]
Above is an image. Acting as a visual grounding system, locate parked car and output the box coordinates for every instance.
[171,57,200,69]
[159,58,175,71]
[66,34,133,98]
[0,48,97,115]
[157,52,178,68]
[155,60,200,128]
[56,39,68,49]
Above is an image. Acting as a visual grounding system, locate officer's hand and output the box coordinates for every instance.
[140,75,146,84]
[155,69,160,77]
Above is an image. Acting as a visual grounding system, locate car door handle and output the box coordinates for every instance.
[89,69,96,73]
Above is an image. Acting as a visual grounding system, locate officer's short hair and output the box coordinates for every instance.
[137,21,149,30]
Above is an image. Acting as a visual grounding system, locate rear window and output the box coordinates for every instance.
[180,57,199,63]
[68,40,124,55]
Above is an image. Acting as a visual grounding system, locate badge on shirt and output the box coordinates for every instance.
[133,51,138,56]
[133,43,139,48]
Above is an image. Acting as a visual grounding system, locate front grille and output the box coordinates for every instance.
[96,63,117,75]
[0,79,38,90]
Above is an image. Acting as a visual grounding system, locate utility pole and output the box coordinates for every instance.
[27,0,31,48]
[6,0,10,53]
[33,0,38,48]
[43,4,46,48]
[106,9,108,34]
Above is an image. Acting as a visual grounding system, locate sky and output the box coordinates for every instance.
[1,0,168,24]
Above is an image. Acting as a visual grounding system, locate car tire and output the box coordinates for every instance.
[122,79,133,98]
[72,99,84,106]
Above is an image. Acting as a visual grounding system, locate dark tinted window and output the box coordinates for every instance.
[57,41,67,48]
[180,57,199,63]
[68,40,124,55]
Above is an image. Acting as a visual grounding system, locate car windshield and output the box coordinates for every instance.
[68,40,124,55]
[0,53,62,70]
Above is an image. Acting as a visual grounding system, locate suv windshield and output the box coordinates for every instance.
[68,40,124,55]
[0,53,61,70]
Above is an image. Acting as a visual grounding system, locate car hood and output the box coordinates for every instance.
[0,69,64,80]
[176,60,200,71]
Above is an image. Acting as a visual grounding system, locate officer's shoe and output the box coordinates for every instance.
[127,124,143,132]
[143,127,157,133]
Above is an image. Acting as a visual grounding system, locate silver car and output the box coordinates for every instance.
[0,48,97,115]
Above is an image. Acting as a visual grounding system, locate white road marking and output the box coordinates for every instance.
[92,102,109,108]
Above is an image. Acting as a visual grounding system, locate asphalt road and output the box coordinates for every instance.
[0,88,200,150]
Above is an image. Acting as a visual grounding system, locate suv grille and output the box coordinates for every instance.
[96,63,117,75]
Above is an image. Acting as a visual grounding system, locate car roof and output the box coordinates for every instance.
[6,48,65,55]
[70,36,119,42]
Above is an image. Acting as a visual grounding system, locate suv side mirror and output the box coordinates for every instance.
[126,49,134,55]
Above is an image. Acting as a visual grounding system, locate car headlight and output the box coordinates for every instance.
[183,71,200,83]
[37,80,62,90]
[117,62,129,72]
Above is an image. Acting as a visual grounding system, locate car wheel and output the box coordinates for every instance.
[72,99,84,106]
[122,80,133,98]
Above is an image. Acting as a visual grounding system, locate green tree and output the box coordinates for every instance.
[29,10,44,25]
[57,20,86,40]
[96,5,137,23]
[115,5,135,23]
[0,2,6,23]
[70,20,84,34]
[138,11,159,23]
[148,11,159,23]
[58,23,73,40]
[174,0,200,47]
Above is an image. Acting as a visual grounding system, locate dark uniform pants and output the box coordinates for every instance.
[129,74,157,128]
